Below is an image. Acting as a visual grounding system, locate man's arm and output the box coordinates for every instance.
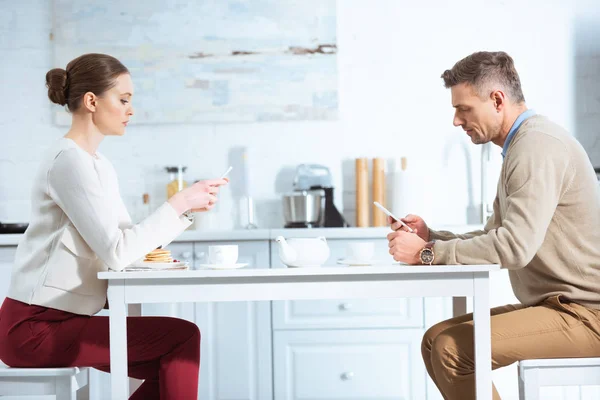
[429,196,501,240]
[432,133,571,268]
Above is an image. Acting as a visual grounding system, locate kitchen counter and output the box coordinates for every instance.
[0,225,484,247]
[0,234,22,246]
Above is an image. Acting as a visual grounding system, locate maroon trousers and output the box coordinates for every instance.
[0,297,200,400]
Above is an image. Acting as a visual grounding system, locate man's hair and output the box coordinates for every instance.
[441,51,525,103]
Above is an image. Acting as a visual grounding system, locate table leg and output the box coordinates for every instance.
[452,296,468,317]
[127,304,142,396]
[473,272,492,400]
[107,280,129,400]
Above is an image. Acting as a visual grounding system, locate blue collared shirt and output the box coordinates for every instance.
[501,109,536,158]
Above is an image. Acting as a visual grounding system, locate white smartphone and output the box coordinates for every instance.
[221,166,233,179]
[373,201,414,233]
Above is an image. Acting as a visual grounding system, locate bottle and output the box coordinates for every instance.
[166,165,188,199]
[141,193,151,219]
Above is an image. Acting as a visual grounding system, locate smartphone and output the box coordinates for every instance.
[221,166,233,179]
[373,201,414,233]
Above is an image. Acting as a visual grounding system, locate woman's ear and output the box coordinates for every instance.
[82,92,97,112]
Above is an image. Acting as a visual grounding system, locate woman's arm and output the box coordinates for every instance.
[48,149,192,271]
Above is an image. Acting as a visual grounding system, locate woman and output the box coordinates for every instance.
[0,53,226,399]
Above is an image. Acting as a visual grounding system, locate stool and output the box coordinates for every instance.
[518,357,600,400]
[0,365,89,400]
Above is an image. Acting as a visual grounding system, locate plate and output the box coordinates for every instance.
[197,263,248,270]
[127,261,189,271]
[337,259,387,266]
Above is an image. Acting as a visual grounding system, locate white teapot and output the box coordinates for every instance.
[275,236,330,268]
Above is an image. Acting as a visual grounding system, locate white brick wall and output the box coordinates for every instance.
[0,0,592,229]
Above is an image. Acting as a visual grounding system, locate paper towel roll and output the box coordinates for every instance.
[355,158,369,227]
[372,158,386,226]
[391,157,409,219]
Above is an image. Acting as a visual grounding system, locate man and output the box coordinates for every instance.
[387,51,600,400]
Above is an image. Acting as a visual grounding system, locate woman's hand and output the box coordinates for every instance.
[169,178,229,215]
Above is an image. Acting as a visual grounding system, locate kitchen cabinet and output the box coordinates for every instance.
[270,238,427,399]
[143,240,273,400]
[273,329,425,400]
[0,247,16,306]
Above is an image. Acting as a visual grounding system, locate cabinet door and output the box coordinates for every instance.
[0,246,16,304]
[189,240,273,400]
[273,329,425,400]
[272,238,423,329]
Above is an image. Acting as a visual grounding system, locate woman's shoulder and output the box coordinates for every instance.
[52,146,92,168]
[52,138,110,167]
[45,140,98,184]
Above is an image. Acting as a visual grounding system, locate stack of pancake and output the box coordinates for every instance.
[143,248,173,263]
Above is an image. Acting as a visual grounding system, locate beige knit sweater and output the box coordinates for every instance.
[430,115,600,309]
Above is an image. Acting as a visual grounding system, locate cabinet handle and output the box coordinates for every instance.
[338,303,352,311]
[181,252,192,259]
[340,372,354,381]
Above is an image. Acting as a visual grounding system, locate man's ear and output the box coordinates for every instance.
[490,90,506,112]
[82,92,97,112]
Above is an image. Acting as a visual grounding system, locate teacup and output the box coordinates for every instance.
[208,245,238,265]
[346,241,375,261]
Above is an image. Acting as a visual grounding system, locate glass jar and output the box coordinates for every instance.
[165,165,188,199]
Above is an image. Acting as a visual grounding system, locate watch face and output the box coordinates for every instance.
[421,249,434,264]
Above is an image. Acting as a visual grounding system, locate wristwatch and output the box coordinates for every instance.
[182,210,195,223]
[419,241,435,265]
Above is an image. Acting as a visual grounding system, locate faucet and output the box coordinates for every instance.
[480,142,494,224]
[442,138,494,224]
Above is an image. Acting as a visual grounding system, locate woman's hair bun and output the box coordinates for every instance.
[45,68,68,106]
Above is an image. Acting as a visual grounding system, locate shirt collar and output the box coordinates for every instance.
[501,109,536,158]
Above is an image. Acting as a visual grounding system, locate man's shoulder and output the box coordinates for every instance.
[510,115,572,156]
[517,115,572,142]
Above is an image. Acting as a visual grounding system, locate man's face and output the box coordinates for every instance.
[451,83,501,145]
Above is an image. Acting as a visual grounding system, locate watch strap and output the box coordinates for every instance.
[182,210,195,223]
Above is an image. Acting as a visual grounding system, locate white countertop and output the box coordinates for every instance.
[0,234,22,247]
[0,225,484,247]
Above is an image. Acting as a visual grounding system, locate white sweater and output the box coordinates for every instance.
[8,138,192,315]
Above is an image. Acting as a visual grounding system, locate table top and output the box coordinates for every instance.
[98,264,501,280]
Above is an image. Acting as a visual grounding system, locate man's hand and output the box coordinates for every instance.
[387,229,427,264]
[387,214,430,242]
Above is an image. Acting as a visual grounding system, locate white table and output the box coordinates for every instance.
[98,264,500,400]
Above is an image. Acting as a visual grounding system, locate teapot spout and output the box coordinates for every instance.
[275,236,297,265]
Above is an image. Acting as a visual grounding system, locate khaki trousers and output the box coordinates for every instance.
[422,295,600,400]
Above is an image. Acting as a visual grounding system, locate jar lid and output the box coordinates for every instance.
[165,166,187,173]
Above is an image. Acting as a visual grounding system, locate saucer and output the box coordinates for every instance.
[197,263,248,270]
[337,259,384,266]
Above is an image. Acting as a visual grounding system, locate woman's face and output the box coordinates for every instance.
[93,73,134,136]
